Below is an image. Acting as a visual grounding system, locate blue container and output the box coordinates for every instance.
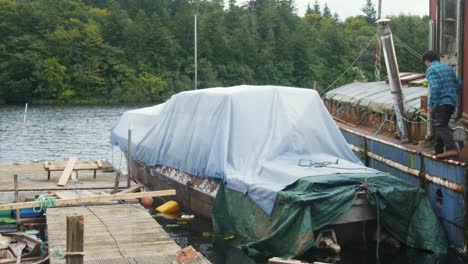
[11,208,43,219]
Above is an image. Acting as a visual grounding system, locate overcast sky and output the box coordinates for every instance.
[236,0,429,19]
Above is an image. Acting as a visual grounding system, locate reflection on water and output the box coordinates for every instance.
[155,211,466,264]
[1,105,466,264]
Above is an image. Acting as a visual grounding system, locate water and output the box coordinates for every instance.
[0,104,146,168]
[0,105,466,264]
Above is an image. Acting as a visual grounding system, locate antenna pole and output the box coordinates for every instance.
[194,14,198,90]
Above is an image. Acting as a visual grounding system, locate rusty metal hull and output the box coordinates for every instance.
[338,125,467,249]
[128,158,378,247]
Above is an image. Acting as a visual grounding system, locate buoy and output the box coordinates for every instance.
[140,197,153,209]
[156,200,180,213]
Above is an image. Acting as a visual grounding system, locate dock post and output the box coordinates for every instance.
[14,174,20,226]
[66,215,84,264]
[113,171,121,194]
[127,127,132,188]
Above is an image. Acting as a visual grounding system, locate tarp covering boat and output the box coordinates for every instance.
[213,172,448,257]
[324,81,427,117]
[111,85,362,214]
[111,85,447,256]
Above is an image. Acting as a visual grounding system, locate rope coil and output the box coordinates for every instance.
[33,195,56,213]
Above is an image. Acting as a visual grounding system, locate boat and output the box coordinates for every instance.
[322,0,468,253]
[111,85,447,258]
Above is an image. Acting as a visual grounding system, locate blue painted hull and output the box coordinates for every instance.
[340,127,466,249]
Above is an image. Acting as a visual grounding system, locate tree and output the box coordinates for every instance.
[361,0,377,24]
[313,0,321,15]
[322,3,331,18]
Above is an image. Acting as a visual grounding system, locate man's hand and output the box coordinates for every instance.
[427,107,432,115]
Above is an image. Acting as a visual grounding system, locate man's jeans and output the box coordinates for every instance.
[433,104,457,154]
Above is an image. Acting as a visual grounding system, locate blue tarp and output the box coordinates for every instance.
[111,85,365,214]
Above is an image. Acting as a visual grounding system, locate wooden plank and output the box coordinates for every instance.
[116,185,142,194]
[0,190,176,210]
[57,157,78,186]
[96,160,103,168]
[49,163,99,171]
[55,190,98,200]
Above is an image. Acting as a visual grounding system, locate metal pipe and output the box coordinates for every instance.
[350,145,464,193]
[377,19,410,143]
[426,20,436,139]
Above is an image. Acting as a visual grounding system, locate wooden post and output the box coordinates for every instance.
[313,81,317,90]
[127,128,132,188]
[66,215,84,264]
[113,171,121,194]
[14,174,20,225]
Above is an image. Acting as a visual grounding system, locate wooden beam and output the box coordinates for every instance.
[0,190,176,211]
[57,157,78,186]
[113,172,121,194]
[116,184,142,194]
[14,174,19,225]
[66,215,84,264]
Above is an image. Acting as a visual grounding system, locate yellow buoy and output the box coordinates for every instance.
[156,200,180,213]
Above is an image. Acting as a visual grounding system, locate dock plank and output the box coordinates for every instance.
[47,204,181,264]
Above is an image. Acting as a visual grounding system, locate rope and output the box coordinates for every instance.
[320,35,376,96]
[374,35,382,81]
[393,35,422,59]
[33,195,56,213]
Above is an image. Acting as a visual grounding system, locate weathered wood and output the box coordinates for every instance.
[48,204,181,264]
[57,157,78,186]
[96,160,103,168]
[116,185,142,194]
[0,190,176,210]
[14,174,19,225]
[127,128,132,189]
[66,215,84,264]
[113,172,121,194]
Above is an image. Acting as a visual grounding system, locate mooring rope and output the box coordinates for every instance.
[33,195,56,213]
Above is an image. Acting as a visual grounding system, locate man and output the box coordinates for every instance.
[423,50,462,159]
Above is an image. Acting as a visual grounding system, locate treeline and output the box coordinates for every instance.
[0,0,428,103]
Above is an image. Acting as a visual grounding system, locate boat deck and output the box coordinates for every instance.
[47,204,181,264]
[336,122,468,165]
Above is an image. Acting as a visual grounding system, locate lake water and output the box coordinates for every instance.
[0,104,466,264]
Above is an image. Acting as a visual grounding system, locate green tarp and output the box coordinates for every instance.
[212,173,447,259]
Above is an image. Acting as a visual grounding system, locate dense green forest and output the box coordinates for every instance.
[0,0,428,103]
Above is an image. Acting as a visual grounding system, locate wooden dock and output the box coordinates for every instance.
[0,161,128,203]
[47,204,181,264]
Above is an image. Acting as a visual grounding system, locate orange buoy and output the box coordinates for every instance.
[156,200,180,213]
[140,197,154,209]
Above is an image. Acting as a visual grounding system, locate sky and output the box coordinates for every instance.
[239,0,429,19]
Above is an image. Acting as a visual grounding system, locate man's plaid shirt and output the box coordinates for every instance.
[427,60,462,108]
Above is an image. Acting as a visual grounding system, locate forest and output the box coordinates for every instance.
[0,0,428,103]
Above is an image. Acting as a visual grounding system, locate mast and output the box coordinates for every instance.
[377,18,410,143]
